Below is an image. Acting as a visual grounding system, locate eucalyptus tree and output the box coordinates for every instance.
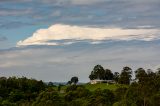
[118,66,132,85]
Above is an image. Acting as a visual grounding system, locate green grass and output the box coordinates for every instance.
[84,83,126,91]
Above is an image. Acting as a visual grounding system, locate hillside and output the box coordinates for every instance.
[84,83,127,91]
[54,83,128,92]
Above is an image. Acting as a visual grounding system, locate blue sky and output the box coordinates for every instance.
[0,0,160,82]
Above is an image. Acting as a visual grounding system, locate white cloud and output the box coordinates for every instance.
[17,24,160,46]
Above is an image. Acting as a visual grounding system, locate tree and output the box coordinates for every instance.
[118,66,132,85]
[67,81,72,85]
[89,89,115,106]
[156,68,160,75]
[93,65,105,80]
[8,90,25,102]
[48,82,54,87]
[65,85,90,102]
[71,77,78,85]
[135,68,147,84]
[104,69,113,80]
[89,71,96,80]
[89,65,113,80]
[115,87,128,101]
[32,89,63,106]
[113,72,119,83]
[151,93,160,106]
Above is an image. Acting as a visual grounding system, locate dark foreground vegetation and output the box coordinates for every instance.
[0,65,160,106]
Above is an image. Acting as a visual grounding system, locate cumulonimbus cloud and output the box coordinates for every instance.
[17,24,160,46]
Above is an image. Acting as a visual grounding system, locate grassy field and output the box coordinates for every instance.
[84,83,120,91]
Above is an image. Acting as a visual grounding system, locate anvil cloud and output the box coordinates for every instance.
[17,24,160,46]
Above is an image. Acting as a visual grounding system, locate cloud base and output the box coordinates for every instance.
[17,24,160,46]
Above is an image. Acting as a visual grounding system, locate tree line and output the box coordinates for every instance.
[0,65,160,106]
[89,65,158,85]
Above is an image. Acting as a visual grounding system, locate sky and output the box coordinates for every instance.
[0,0,160,82]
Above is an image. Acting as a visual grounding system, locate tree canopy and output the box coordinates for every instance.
[89,65,113,80]
[0,65,160,106]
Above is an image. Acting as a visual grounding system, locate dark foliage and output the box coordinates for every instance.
[0,66,160,106]
[89,65,113,80]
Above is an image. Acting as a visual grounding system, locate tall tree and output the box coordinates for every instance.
[118,66,132,85]
[71,77,79,85]
[89,65,105,80]
[89,65,114,80]
[135,68,147,84]
[94,65,105,80]
[156,68,160,75]
[113,72,119,83]
[104,69,113,80]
